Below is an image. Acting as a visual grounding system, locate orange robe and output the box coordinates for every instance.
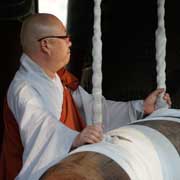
[0,68,85,180]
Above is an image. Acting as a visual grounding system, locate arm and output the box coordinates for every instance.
[72,87,171,133]
[72,86,144,132]
[8,85,78,180]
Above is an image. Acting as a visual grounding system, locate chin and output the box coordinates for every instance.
[65,58,70,65]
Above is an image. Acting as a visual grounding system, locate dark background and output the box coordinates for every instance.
[1,0,180,151]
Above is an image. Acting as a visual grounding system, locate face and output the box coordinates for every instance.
[39,17,72,72]
[51,21,72,71]
[51,24,72,71]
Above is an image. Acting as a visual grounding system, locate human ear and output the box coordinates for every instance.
[39,39,51,55]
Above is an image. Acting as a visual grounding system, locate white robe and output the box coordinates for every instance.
[7,53,144,180]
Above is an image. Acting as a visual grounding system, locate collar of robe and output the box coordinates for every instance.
[57,68,79,91]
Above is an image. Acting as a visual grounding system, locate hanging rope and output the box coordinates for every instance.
[155,0,168,108]
[92,0,103,125]
[91,0,168,124]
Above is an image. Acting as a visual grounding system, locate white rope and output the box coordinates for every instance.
[91,0,168,122]
[155,0,168,109]
[92,0,103,124]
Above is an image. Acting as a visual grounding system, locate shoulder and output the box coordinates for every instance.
[7,76,43,114]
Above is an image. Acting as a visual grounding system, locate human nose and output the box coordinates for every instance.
[66,36,72,47]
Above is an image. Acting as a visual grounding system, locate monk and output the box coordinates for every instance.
[0,13,171,180]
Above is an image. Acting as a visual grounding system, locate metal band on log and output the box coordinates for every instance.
[40,119,180,180]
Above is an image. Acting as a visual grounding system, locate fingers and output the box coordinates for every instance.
[154,89,172,108]
[72,125,103,148]
[82,125,103,143]
[83,133,102,144]
[143,88,171,115]
[163,93,172,107]
[153,88,164,96]
[155,89,172,107]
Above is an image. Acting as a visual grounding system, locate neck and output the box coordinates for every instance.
[28,53,56,79]
[43,68,56,79]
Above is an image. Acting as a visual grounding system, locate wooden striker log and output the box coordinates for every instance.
[40,120,180,179]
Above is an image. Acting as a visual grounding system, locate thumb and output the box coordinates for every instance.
[153,88,164,96]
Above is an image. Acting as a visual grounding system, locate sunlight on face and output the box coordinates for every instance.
[38,0,68,26]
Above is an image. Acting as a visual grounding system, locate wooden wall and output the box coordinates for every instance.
[67,0,180,107]
[1,0,180,150]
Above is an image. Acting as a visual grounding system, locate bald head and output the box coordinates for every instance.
[20,13,65,54]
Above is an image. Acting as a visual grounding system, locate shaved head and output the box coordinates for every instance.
[20,13,65,54]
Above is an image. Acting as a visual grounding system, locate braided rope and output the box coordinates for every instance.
[155,0,168,108]
[91,0,168,123]
[92,0,103,124]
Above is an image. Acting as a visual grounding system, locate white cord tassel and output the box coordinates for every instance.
[155,0,168,109]
[92,0,103,124]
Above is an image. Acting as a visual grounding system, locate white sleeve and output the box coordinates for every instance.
[72,86,144,132]
[7,85,78,180]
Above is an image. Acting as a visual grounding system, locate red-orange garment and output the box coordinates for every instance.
[0,68,85,180]
[0,100,23,180]
[57,68,85,131]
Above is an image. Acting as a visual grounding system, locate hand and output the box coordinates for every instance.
[143,88,172,115]
[72,125,103,149]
